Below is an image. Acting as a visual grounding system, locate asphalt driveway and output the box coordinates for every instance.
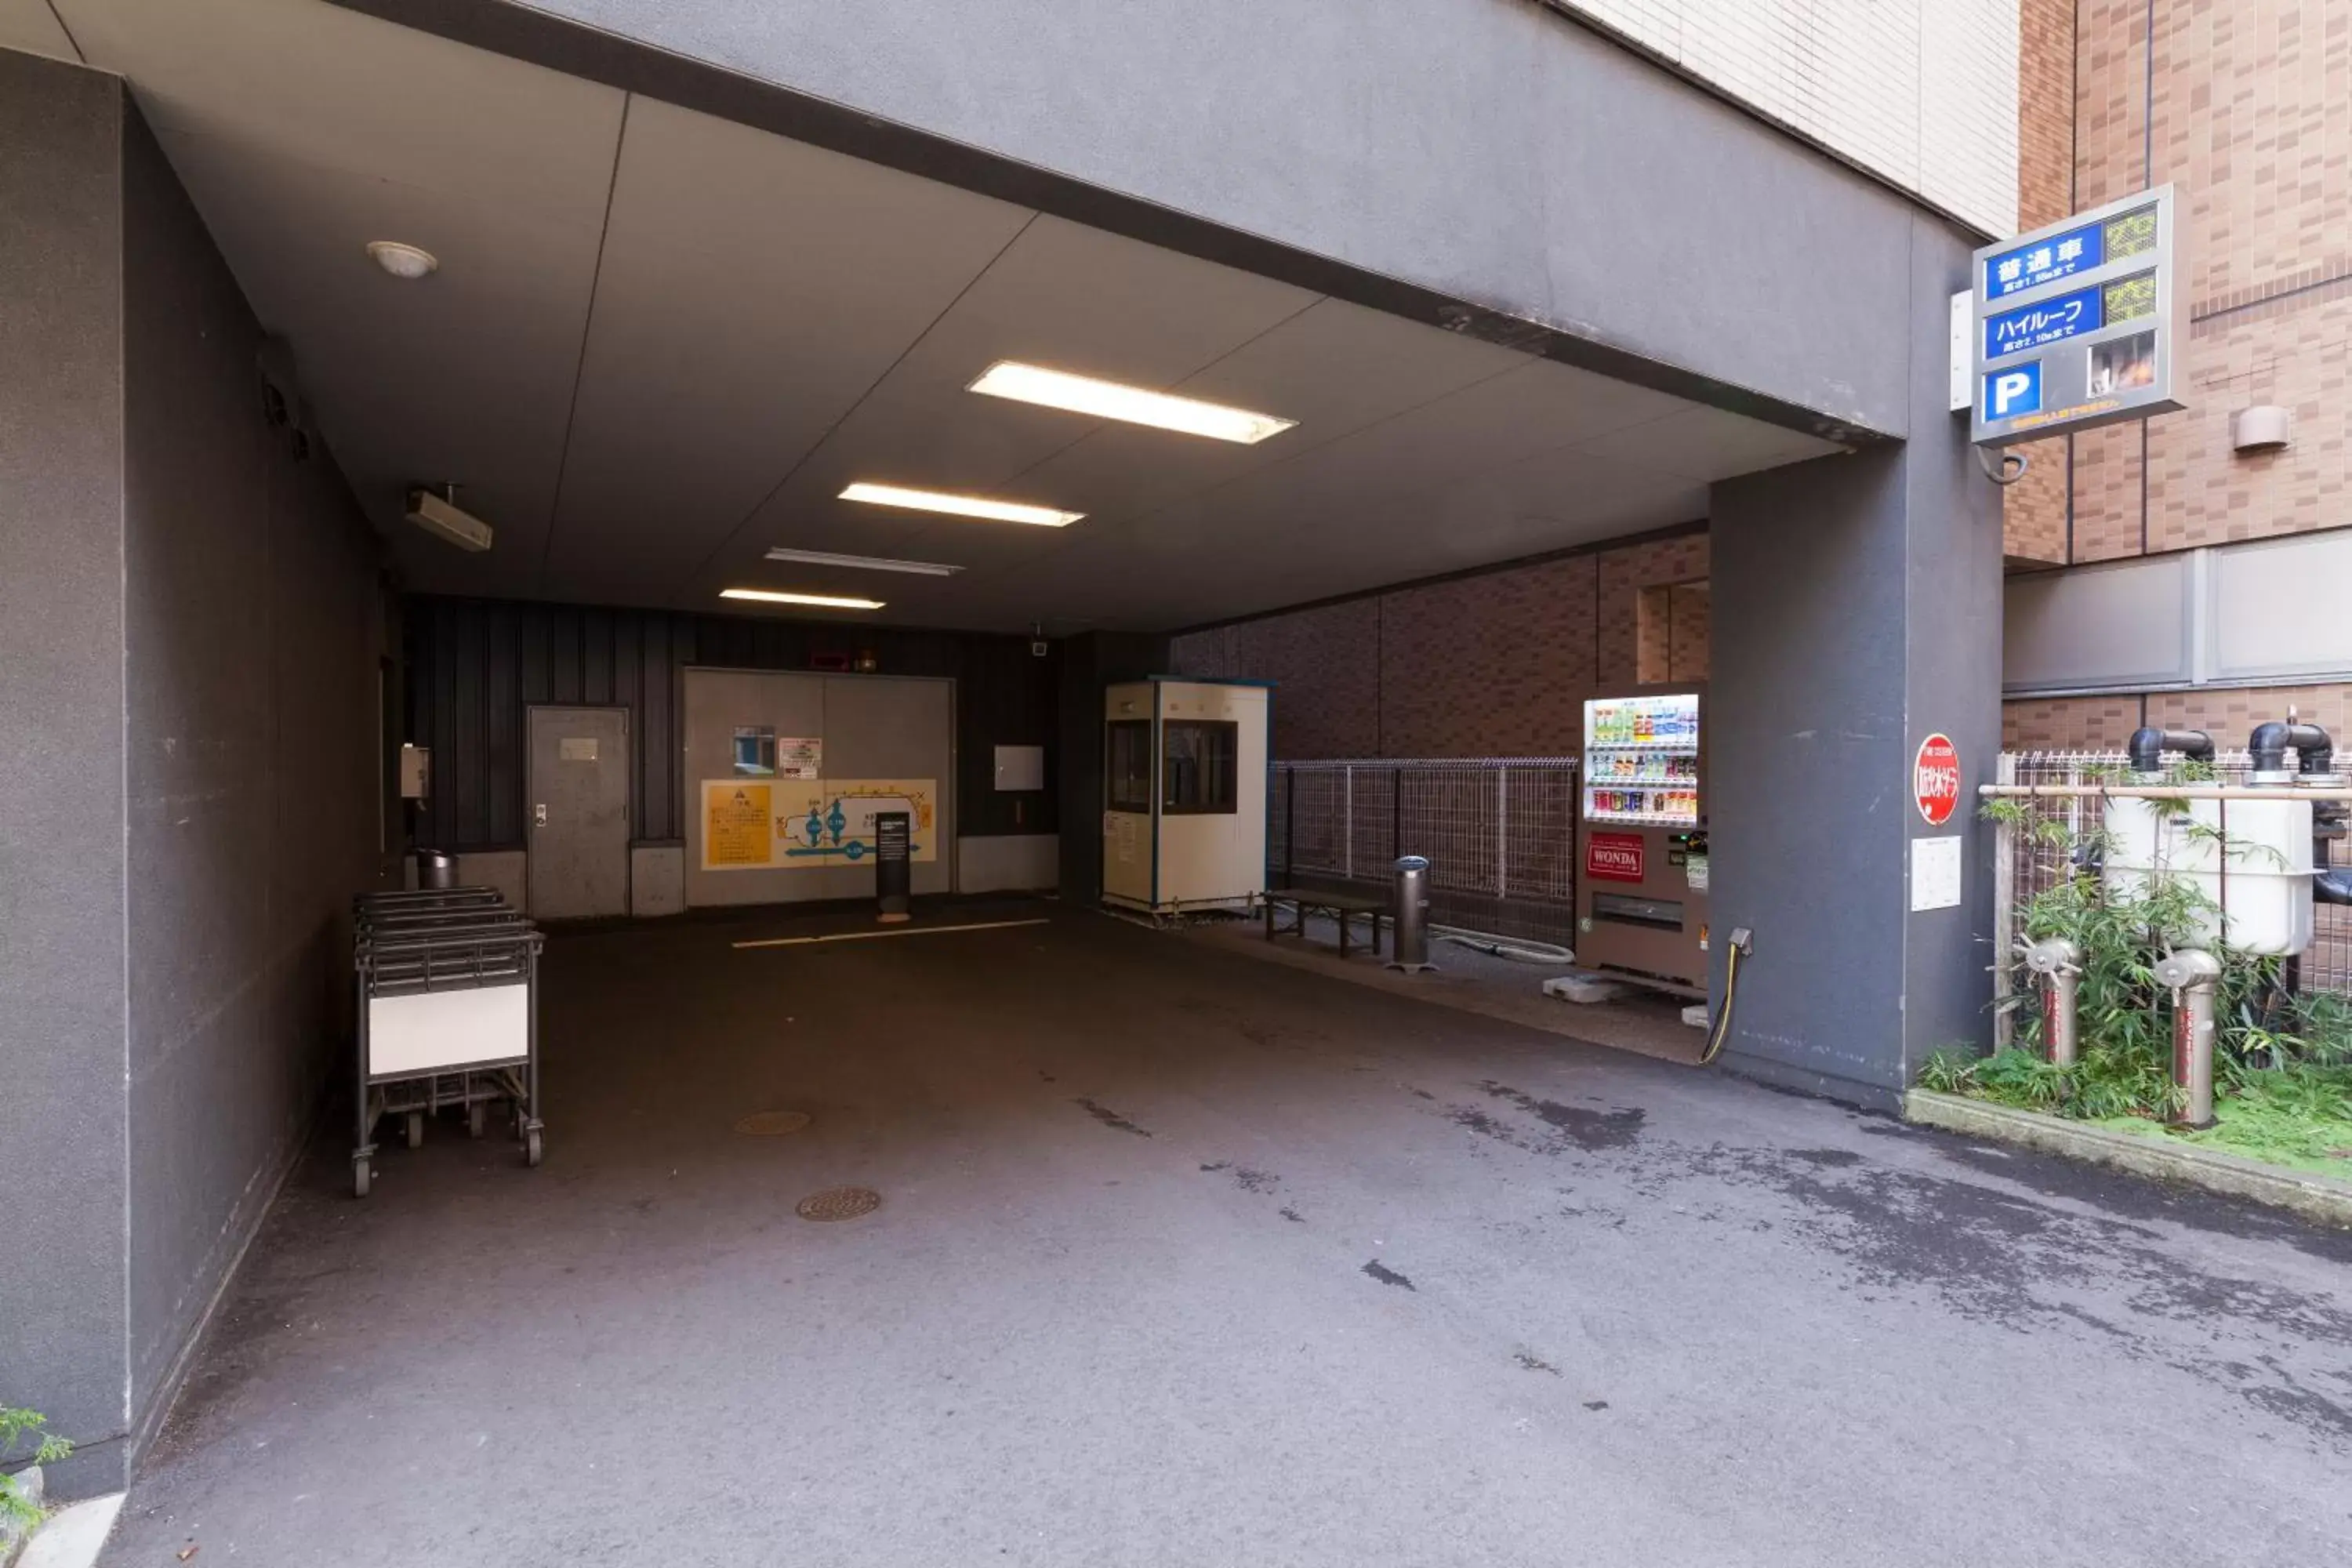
[103,902,2352,1566]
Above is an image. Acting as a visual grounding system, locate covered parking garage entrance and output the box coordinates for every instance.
[5,0,2024,1552]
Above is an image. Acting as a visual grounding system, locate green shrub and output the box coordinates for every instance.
[1957,793,2352,1123]
[2,1406,71,1530]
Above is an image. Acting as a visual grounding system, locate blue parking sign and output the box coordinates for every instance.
[1984,361,2042,422]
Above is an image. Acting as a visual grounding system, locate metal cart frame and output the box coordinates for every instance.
[352,890,545,1197]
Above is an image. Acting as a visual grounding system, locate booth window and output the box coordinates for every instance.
[1161,720,1238,815]
[1107,720,1153,812]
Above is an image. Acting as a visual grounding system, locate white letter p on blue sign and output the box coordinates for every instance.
[1985,362,2042,421]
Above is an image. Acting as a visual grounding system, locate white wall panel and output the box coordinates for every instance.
[1560,0,2020,236]
[2005,529,2352,695]
[2208,532,2352,684]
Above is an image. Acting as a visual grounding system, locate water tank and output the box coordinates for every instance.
[2102,780,2313,955]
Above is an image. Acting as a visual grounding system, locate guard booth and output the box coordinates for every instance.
[1101,679,1270,916]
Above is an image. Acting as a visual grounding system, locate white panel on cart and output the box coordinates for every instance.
[368,985,530,1077]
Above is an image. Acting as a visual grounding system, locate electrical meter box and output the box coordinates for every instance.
[398,742,431,801]
[1576,687,1708,993]
[1102,678,1269,916]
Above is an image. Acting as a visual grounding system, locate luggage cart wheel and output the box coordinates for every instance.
[353,1158,372,1199]
[405,1111,425,1150]
[524,1127,543,1168]
[468,1101,487,1139]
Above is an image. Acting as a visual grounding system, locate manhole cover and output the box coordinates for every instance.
[734,1110,811,1137]
[797,1185,880,1222]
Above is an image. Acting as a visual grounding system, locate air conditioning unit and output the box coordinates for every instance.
[405,488,493,553]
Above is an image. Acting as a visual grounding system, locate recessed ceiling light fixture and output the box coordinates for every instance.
[720,588,885,611]
[967,360,1297,445]
[838,481,1082,528]
[365,240,439,280]
[763,546,964,577]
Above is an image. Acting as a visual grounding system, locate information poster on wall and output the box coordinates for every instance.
[777,738,823,780]
[704,782,775,869]
[778,779,938,865]
[700,778,938,869]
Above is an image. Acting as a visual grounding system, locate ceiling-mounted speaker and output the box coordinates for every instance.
[405,487,494,553]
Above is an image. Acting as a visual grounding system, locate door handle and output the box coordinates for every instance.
[534,803,548,827]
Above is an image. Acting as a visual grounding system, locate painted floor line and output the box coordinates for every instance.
[732,916,1052,949]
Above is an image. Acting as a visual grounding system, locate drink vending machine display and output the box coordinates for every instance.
[1576,688,1709,992]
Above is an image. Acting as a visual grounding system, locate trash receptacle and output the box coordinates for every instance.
[412,847,457,891]
[1388,855,1433,972]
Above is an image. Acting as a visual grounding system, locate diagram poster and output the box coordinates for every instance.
[702,781,775,869]
[775,779,938,866]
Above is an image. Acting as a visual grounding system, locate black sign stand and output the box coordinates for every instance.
[874,811,911,924]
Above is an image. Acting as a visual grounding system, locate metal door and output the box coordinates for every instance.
[526,706,631,919]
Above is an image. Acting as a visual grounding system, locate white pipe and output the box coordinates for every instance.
[1979,784,2352,801]
[1432,927,1575,964]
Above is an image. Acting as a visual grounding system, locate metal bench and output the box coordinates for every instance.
[1261,887,1388,960]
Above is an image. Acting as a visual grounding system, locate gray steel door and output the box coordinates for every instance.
[527,706,630,919]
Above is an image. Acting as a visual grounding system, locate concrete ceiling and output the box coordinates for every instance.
[45,0,1842,633]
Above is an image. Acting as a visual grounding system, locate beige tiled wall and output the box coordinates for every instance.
[2060,0,2352,562]
[2002,0,2079,565]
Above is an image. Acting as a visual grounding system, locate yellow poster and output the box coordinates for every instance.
[703,781,775,869]
[776,779,938,866]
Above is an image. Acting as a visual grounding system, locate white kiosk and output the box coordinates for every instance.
[1102,678,1270,916]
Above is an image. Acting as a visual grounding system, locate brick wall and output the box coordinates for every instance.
[2004,0,2352,750]
[2003,686,2352,753]
[2067,0,2352,562]
[1168,530,1709,759]
[2002,0,2078,565]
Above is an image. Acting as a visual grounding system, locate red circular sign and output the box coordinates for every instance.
[1915,733,1962,826]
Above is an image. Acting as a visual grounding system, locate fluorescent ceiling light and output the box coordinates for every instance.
[838,481,1082,528]
[720,588,885,611]
[764,546,963,577]
[967,360,1297,445]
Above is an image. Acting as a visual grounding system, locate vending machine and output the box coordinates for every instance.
[1576,687,1708,993]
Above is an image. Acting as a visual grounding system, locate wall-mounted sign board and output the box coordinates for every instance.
[1970,185,2184,448]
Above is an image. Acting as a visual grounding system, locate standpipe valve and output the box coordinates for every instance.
[2021,938,2084,1066]
[2151,949,2223,1129]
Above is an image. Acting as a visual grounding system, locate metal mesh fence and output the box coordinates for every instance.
[1269,759,1581,947]
[1998,751,2352,1005]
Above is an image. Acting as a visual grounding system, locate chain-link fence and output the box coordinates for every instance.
[1269,759,1580,947]
[1993,751,2352,1044]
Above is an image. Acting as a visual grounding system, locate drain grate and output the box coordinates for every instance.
[734,1110,811,1137]
[796,1185,880,1222]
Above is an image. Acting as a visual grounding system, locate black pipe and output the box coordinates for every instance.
[2126,727,2214,774]
[2317,868,2352,908]
[2248,720,2334,775]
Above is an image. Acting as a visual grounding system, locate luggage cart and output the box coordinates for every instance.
[353,889,546,1198]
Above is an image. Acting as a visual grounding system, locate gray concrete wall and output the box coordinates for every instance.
[347,0,1926,441]
[119,104,387,1454]
[0,50,131,1494]
[1705,213,2004,1107]
[0,53,385,1496]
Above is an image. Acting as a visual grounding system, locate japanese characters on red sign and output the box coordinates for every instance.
[1915,733,1962,826]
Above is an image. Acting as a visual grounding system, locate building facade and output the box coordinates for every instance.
[1176,2,2352,763]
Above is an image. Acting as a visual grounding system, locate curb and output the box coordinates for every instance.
[1904,1088,2352,1229]
[16,1494,123,1568]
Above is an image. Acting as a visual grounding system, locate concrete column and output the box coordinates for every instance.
[1705,214,2004,1109]
[0,50,132,1494]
